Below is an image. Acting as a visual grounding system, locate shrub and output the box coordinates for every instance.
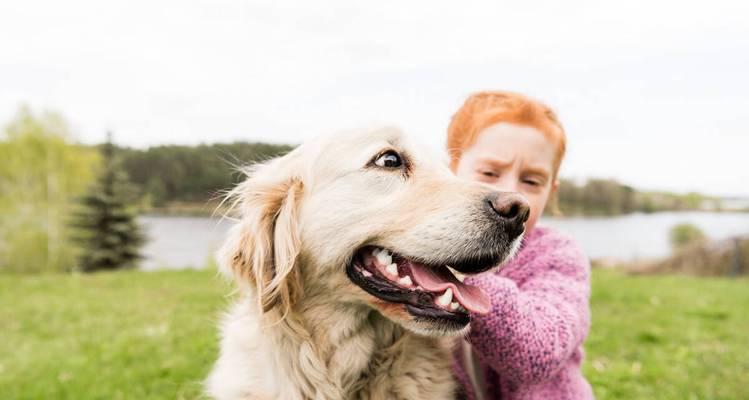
[669,223,707,250]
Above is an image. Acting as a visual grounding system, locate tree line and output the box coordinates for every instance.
[116,142,293,207]
[554,178,720,216]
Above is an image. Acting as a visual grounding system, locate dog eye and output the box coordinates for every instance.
[373,151,403,168]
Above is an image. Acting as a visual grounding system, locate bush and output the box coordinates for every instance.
[669,223,706,250]
[629,236,748,277]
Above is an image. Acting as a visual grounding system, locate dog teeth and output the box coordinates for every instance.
[450,302,459,311]
[397,275,413,286]
[376,250,393,266]
[385,263,398,277]
[436,288,453,307]
[362,270,372,277]
[447,266,466,282]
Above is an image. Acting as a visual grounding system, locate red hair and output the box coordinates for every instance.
[447,91,566,176]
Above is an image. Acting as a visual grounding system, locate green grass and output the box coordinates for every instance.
[0,269,229,399]
[1,269,747,399]
[584,270,749,399]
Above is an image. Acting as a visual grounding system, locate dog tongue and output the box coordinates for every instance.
[407,261,492,315]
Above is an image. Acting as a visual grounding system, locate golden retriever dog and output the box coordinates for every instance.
[206,127,529,400]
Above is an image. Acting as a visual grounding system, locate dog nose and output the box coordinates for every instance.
[490,193,530,221]
[486,192,530,236]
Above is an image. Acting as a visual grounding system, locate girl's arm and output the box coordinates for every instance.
[464,233,591,384]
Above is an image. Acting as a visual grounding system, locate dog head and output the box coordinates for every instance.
[219,127,529,335]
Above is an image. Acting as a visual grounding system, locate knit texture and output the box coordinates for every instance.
[452,225,594,400]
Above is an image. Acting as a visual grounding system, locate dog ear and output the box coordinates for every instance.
[218,156,304,316]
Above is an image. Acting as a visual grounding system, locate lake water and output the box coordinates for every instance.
[543,212,749,260]
[139,212,749,270]
[139,216,232,271]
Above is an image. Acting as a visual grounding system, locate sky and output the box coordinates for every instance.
[1,0,748,196]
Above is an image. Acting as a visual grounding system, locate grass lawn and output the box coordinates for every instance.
[584,270,749,399]
[0,270,229,399]
[1,269,747,399]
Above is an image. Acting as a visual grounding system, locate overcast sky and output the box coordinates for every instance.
[1,0,748,196]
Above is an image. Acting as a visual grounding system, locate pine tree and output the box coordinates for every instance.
[70,132,146,272]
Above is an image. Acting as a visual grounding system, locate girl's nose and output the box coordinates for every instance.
[493,175,519,193]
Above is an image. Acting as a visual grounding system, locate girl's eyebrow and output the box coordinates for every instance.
[475,157,512,168]
[523,166,551,179]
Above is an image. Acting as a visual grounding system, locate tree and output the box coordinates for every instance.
[70,133,146,272]
[0,107,100,273]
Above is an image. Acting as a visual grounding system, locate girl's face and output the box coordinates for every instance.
[455,122,559,233]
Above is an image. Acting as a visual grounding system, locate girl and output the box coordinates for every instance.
[448,92,594,400]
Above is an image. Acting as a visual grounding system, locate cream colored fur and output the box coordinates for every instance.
[206,127,516,400]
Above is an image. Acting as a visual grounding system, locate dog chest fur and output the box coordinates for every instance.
[207,300,458,400]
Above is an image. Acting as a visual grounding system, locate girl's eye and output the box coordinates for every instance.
[481,170,497,178]
[374,150,402,168]
[523,179,541,187]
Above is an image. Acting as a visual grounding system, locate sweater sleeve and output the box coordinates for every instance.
[464,232,591,384]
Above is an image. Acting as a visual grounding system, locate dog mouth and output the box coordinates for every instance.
[346,246,496,326]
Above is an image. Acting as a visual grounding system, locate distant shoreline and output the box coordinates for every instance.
[140,201,229,217]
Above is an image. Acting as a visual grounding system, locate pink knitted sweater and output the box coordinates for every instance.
[452,225,594,400]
